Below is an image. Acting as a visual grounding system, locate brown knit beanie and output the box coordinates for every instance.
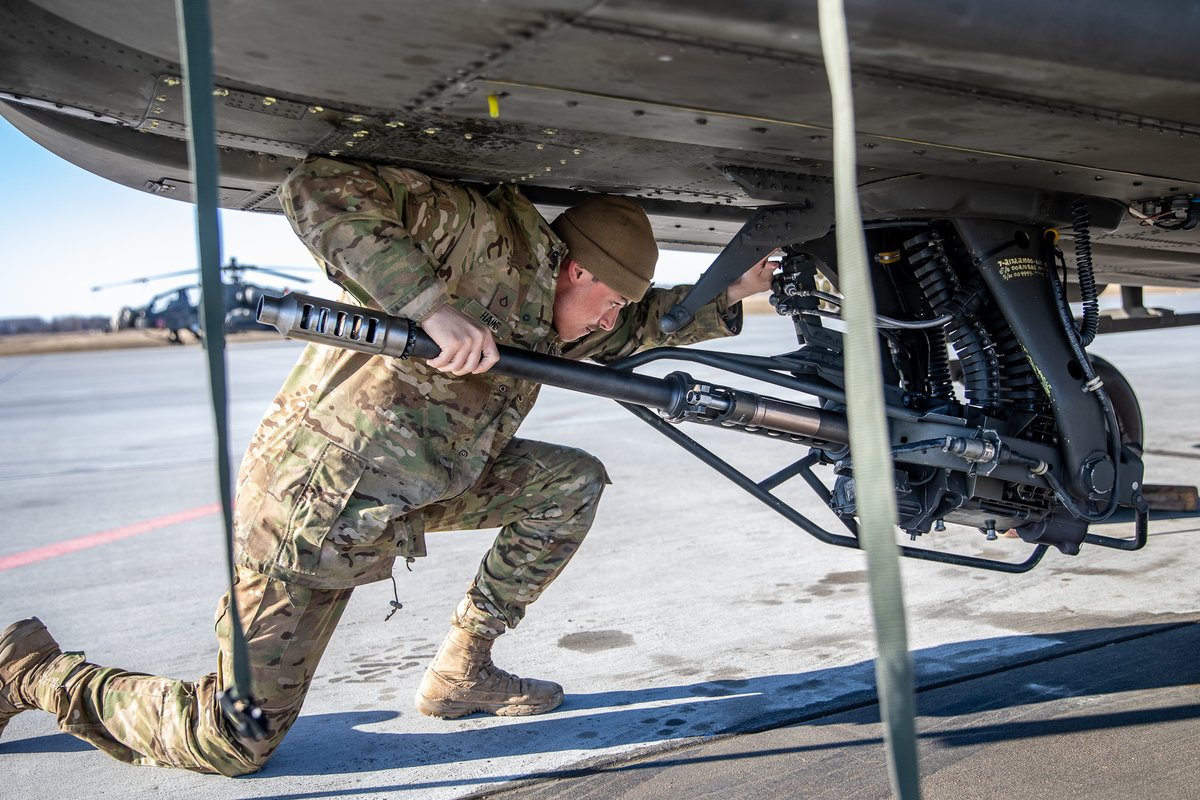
[551,195,657,301]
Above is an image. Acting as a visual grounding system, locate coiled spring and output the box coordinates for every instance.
[1070,197,1100,347]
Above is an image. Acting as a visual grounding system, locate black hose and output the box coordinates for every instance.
[1070,197,1100,347]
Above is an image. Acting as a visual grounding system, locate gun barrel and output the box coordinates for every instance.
[256,293,679,409]
[257,293,849,446]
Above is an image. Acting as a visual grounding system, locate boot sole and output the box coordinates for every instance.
[414,689,564,719]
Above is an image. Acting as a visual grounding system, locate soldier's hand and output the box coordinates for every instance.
[422,305,500,375]
[727,251,779,305]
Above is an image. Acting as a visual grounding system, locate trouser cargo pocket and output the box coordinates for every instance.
[274,431,369,579]
[238,425,437,587]
[233,425,368,585]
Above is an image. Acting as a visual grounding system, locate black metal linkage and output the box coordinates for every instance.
[1082,499,1150,551]
[794,458,860,537]
[759,452,824,492]
[621,402,1051,573]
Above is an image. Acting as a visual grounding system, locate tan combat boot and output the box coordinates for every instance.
[415,626,564,719]
[0,618,63,739]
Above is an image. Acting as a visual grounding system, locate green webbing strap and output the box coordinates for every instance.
[817,1,921,796]
[174,0,266,740]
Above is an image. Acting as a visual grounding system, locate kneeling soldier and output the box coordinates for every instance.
[1,156,774,774]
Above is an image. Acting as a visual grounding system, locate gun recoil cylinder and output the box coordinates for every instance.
[680,383,849,443]
[257,292,851,446]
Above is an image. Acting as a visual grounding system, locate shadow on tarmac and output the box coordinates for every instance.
[234,620,1198,794]
[1,732,94,755]
[7,621,1196,796]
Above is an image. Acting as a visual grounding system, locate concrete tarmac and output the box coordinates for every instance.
[1,294,1198,799]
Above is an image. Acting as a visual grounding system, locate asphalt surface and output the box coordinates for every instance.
[1,294,1198,799]
[484,621,1200,800]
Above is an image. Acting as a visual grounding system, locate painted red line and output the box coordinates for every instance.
[0,503,222,572]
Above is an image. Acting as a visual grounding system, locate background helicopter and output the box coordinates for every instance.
[92,258,313,343]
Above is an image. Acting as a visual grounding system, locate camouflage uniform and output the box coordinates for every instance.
[31,157,741,774]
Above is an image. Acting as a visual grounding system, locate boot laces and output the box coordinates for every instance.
[472,659,531,693]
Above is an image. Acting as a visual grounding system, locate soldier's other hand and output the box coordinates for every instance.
[422,305,500,375]
[727,251,779,305]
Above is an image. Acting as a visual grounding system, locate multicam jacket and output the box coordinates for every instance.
[234,156,741,589]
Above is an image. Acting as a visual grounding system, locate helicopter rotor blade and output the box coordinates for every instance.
[236,266,313,284]
[91,262,318,292]
[90,269,202,292]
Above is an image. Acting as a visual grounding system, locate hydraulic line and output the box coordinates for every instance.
[789,289,955,329]
[803,305,954,330]
[1070,197,1100,347]
[838,436,1048,474]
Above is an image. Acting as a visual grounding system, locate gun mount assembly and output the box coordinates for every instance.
[259,201,1149,576]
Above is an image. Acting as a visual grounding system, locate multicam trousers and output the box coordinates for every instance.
[33,438,606,775]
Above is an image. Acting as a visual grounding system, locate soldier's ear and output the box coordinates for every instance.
[565,260,587,283]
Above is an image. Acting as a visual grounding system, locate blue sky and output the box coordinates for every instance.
[0,117,714,320]
[0,116,318,319]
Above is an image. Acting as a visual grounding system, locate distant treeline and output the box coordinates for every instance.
[0,316,112,335]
